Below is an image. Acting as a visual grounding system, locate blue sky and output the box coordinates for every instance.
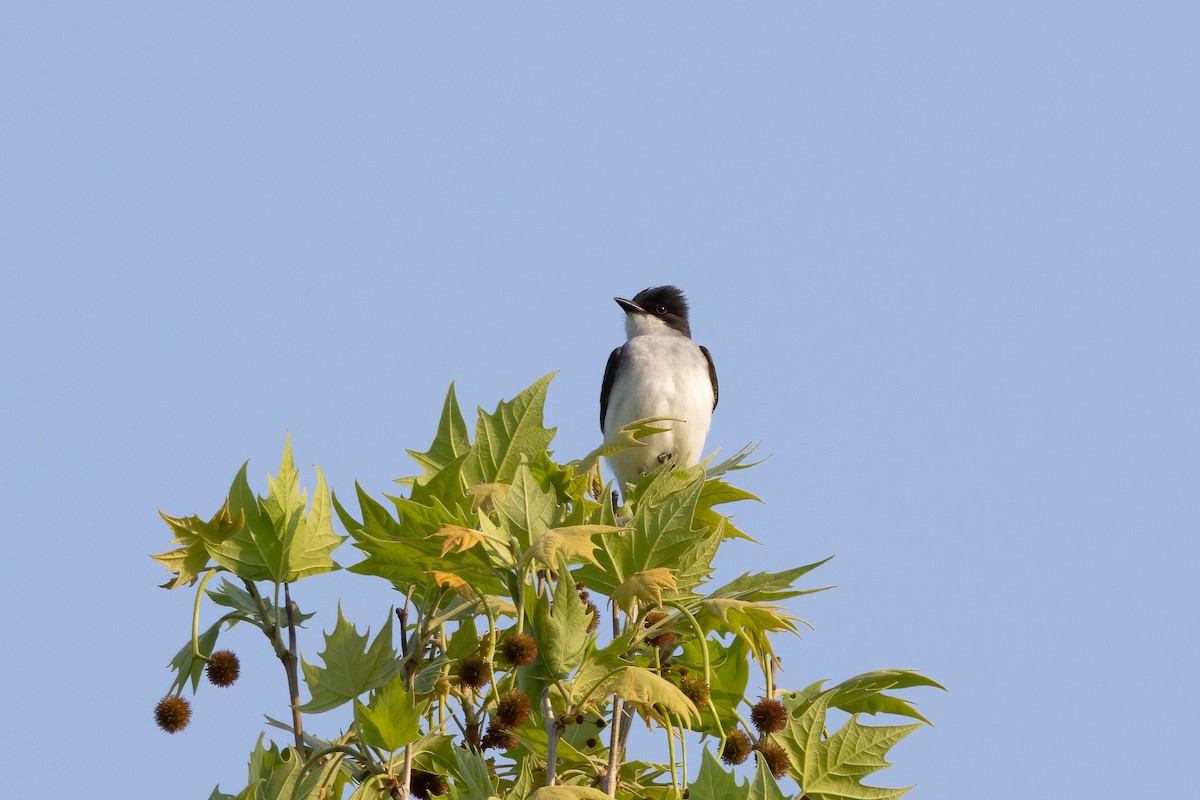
[1,3,1196,797]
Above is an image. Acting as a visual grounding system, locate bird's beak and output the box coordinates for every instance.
[614,297,643,314]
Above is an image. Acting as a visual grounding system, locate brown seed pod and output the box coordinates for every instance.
[154,694,192,734]
[481,721,519,751]
[500,631,539,667]
[455,654,493,690]
[495,690,532,729]
[680,676,710,707]
[721,729,752,765]
[206,649,240,687]
[757,739,791,779]
[750,697,787,734]
[410,769,449,798]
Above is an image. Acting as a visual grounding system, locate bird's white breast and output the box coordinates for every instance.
[603,334,714,488]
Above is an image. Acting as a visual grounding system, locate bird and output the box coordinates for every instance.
[600,285,719,493]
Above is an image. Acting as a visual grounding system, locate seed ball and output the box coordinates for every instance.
[500,632,539,667]
[495,690,532,729]
[750,697,787,734]
[721,729,752,765]
[206,649,240,687]
[757,740,791,779]
[680,677,710,707]
[455,654,493,690]
[154,694,192,734]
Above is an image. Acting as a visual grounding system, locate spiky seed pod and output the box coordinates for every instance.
[154,694,192,734]
[206,649,240,687]
[584,600,600,633]
[750,697,787,734]
[586,737,598,748]
[643,611,676,647]
[721,729,752,765]
[757,740,791,779]
[455,654,492,690]
[579,589,591,602]
[678,666,690,677]
[495,690,532,729]
[481,721,519,751]
[680,676,710,707]
[500,632,539,667]
[410,769,449,798]
[595,717,608,729]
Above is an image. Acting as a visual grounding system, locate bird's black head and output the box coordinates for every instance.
[615,285,692,338]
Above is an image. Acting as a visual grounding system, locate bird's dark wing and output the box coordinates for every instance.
[600,346,623,432]
[700,345,718,411]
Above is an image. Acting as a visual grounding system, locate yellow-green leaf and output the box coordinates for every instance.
[611,568,677,613]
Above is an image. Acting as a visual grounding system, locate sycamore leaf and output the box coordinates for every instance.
[611,568,677,613]
[523,524,626,570]
[688,750,749,800]
[299,606,399,713]
[405,383,472,485]
[609,665,699,724]
[495,463,559,552]
[776,691,920,800]
[206,577,315,630]
[747,758,789,800]
[531,562,591,677]
[210,438,344,583]
[465,373,557,485]
[354,672,422,752]
[451,745,497,800]
[787,670,946,726]
[571,416,679,475]
[466,482,510,514]
[152,500,244,589]
[528,788,612,800]
[575,466,720,597]
[166,619,223,694]
[678,633,750,735]
[708,558,835,603]
[428,524,484,557]
[698,597,805,639]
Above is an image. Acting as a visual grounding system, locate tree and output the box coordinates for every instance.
[152,375,943,799]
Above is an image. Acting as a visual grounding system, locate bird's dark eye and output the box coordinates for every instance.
[655,303,668,315]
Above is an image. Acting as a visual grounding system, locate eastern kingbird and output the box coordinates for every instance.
[600,285,719,493]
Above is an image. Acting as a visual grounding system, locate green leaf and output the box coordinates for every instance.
[206,577,316,629]
[353,672,422,752]
[678,633,750,735]
[211,438,344,583]
[688,749,749,800]
[788,670,946,726]
[496,462,559,553]
[527,788,613,800]
[299,606,399,713]
[405,383,472,485]
[151,500,244,589]
[575,465,720,596]
[445,617,479,661]
[531,562,592,677]
[524,524,626,570]
[609,665,699,724]
[776,691,921,800]
[166,619,223,694]
[747,757,789,800]
[451,745,497,800]
[709,558,835,603]
[465,373,557,485]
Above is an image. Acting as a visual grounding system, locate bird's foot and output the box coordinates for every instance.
[657,452,673,465]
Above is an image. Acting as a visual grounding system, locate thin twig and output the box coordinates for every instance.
[284,582,304,753]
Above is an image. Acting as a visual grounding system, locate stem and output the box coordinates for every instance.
[666,715,680,799]
[604,697,623,797]
[284,582,304,753]
[676,713,689,790]
[666,600,726,748]
[191,569,217,659]
[543,688,561,787]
